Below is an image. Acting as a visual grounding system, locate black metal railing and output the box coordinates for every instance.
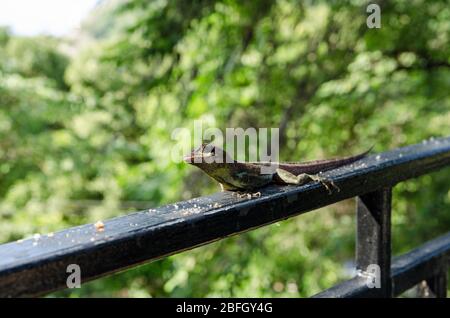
[0,137,449,297]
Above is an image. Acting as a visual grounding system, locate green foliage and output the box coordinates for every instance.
[1,0,449,297]
[1,36,69,89]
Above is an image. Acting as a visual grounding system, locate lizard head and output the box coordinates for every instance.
[183,143,232,165]
[184,144,244,190]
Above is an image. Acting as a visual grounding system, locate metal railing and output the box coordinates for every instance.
[0,137,449,297]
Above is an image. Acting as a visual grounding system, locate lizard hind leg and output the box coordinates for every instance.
[231,191,261,199]
[275,168,340,194]
[223,183,261,199]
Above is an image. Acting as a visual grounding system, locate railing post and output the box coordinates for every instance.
[426,265,448,298]
[356,187,392,297]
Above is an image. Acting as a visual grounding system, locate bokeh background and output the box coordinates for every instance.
[0,0,449,297]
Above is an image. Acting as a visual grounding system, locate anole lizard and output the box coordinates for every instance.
[184,144,371,195]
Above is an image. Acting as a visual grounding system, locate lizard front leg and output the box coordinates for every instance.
[221,184,261,198]
[231,191,262,198]
[275,169,340,194]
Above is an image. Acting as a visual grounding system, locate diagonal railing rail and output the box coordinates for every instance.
[0,137,449,297]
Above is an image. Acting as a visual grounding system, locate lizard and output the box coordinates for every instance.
[183,143,372,195]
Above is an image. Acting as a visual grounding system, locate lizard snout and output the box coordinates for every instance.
[183,154,194,163]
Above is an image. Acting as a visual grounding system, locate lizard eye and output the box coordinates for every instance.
[210,146,216,155]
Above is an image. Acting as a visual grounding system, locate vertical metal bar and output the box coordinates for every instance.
[426,266,448,298]
[356,187,392,297]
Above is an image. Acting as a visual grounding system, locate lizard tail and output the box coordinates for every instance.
[277,146,374,175]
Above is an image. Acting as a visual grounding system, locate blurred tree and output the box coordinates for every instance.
[2,36,69,89]
[0,26,10,45]
[0,0,449,297]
